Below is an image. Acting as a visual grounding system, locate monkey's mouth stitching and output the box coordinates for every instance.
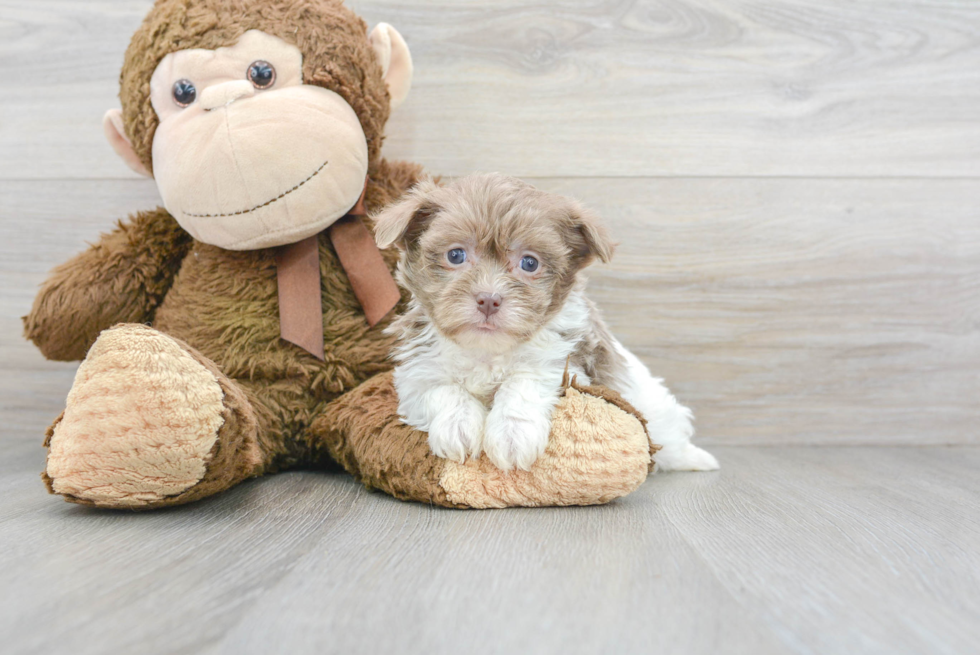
[182,159,328,218]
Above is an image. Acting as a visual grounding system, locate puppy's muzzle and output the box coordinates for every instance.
[476,293,502,318]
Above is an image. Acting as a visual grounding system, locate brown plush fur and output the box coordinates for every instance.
[120,0,392,177]
[24,207,193,361]
[313,371,459,507]
[24,0,423,503]
[42,325,263,509]
[28,161,424,487]
[314,371,655,508]
[25,0,654,509]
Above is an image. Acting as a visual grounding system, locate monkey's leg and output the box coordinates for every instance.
[309,371,654,508]
[43,324,266,509]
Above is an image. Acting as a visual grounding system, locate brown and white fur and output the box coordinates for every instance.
[373,174,718,473]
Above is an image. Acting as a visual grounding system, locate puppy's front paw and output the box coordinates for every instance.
[483,404,552,471]
[655,443,720,472]
[427,400,486,464]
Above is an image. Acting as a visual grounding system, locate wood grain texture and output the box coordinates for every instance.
[2,0,980,179]
[536,176,980,446]
[651,446,980,655]
[2,446,978,655]
[4,178,977,446]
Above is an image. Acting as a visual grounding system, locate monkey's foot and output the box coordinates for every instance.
[44,324,261,509]
[315,372,655,508]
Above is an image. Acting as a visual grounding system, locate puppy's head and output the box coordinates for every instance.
[374,173,614,351]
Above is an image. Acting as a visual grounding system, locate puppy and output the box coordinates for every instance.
[373,173,718,473]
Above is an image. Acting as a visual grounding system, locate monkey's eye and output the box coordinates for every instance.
[447,248,467,266]
[172,79,197,107]
[520,255,539,273]
[247,61,276,88]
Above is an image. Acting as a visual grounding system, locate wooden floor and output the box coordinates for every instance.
[0,444,977,655]
[2,0,979,653]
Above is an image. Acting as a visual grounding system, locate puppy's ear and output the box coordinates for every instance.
[373,178,440,250]
[565,202,615,267]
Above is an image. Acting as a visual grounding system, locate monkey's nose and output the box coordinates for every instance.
[199,80,256,110]
[476,293,502,318]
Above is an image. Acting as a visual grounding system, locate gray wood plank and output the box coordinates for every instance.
[534,176,980,447]
[201,447,980,655]
[0,0,154,180]
[3,0,980,179]
[210,465,785,655]
[654,446,980,655]
[5,177,977,447]
[2,447,966,655]
[0,466,375,655]
[0,439,786,655]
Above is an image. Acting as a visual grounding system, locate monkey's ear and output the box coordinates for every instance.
[373,178,440,250]
[103,109,151,178]
[369,23,413,110]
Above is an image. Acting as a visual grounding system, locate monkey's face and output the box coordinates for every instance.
[146,30,369,250]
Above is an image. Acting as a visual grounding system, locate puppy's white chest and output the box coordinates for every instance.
[455,355,512,405]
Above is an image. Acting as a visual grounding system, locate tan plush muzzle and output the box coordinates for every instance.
[147,30,370,250]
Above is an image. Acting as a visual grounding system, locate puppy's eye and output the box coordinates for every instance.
[248,61,276,88]
[519,255,539,272]
[447,248,467,265]
[172,79,197,107]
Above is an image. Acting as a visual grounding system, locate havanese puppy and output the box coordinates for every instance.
[373,173,718,473]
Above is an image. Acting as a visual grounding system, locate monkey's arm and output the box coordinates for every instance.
[24,207,193,361]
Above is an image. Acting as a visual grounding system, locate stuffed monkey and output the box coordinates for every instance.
[24,0,654,510]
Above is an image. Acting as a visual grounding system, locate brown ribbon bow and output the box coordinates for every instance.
[275,181,401,359]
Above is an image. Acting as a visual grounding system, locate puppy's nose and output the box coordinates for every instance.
[476,293,502,318]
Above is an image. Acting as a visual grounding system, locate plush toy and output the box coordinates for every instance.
[24,0,655,510]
